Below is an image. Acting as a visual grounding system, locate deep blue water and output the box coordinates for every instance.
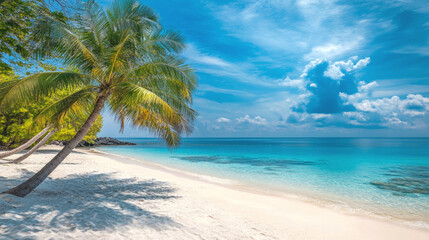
[99,138,429,226]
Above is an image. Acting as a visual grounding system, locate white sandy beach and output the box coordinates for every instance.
[0,146,428,240]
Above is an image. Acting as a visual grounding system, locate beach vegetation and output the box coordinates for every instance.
[0,0,67,72]
[0,71,102,157]
[0,0,197,197]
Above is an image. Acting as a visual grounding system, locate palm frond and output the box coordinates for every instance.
[107,0,159,30]
[143,29,186,54]
[3,0,198,149]
[115,106,182,148]
[109,80,196,147]
[0,72,88,109]
[110,82,178,119]
[81,2,109,56]
[32,16,100,75]
[106,33,133,83]
[35,86,98,126]
[133,55,197,95]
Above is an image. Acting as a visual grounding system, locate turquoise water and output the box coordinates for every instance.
[99,138,429,226]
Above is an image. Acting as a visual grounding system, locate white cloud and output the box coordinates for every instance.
[287,57,429,129]
[289,93,429,129]
[324,57,371,80]
[236,115,268,125]
[394,45,429,56]
[333,57,371,71]
[311,114,331,119]
[401,94,429,116]
[216,117,231,123]
[354,57,371,69]
[324,64,344,80]
[358,81,378,93]
[352,94,429,127]
[300,59,323,78]
[385,116,408,126]
[343,112,368,122]
[355,96,400,113]
[277,76,306,89]
[211,0,369,60]
[340,80,379,105]
[304,39,363,60]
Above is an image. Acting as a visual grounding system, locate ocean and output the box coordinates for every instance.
[99,138,429,228]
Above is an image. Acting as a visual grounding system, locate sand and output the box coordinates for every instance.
[1,146,428,240]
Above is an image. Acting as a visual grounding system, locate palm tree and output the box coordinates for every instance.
[5,88,104,164]
[0,100,99,163]
[12,129,57,164]
[8,101,102,164]
[0,127,50,159]
[0,0,197,197]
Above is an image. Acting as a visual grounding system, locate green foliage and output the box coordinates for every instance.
[0,71,102,148]
[51,113,102,144]
[0,0,40,71]
[0,0,33,71]
[0,0,67,72]
[0,0,197,148]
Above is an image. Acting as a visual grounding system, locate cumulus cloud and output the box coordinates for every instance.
[287,57,429,129]
[324,64,344,80]
[236,115,267,125]
[216,117,231,123]
[292,58,369,114]
[358,81,378,93]
[355,94,429,117]
[324,57,371,80]
[342,94,429,128]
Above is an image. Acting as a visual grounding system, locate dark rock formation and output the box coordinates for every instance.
[50,137,136,147]
[93,137,136,146]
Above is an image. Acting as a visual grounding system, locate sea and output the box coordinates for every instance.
[99,138,429,228]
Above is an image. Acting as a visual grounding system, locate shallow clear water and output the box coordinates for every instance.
[99,138,429,226]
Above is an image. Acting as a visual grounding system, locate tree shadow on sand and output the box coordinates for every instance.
[0,173,181,239]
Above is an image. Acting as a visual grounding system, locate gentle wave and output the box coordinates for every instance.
[99,138,429,228]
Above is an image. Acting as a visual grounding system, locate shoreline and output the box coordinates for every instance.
[89,147,429,233]
[91,147,429,230]
[1,146,429,239]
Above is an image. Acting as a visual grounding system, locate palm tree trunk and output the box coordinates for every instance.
[4,94,108,197]
[0,127,50,159]
[12,129,58,164]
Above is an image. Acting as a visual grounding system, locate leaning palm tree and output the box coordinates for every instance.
[11,129,57,164]
[7,88,104,164]
[0,0,197,197]
[10,102,103,164]
[12,130,57,164]
[0,127,50,159]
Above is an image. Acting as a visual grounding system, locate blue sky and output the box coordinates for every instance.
[100,0,429,138]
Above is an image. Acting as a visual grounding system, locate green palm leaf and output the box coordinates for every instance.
[36,87,98,126]
[2,0,197,147]
[0,72,89,108]
[2,0,199,197]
